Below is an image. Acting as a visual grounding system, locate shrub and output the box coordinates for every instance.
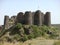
[16,23,22,29]
[13,34,21,41]
[31,25,41,38]
[9,23,23,35]
[21,35,28,42]
[28,34,34,39]
[49,33,59,39]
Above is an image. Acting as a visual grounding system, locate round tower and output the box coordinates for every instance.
[34,10,42,26]
[24,11,33,25]
[44,12,51,26]
[16,12,24,24]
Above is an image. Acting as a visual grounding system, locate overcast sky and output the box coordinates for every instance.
[0,0,60,25]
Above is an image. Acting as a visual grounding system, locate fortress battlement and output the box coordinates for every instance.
[4,10,51,29]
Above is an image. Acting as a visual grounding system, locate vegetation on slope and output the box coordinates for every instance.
[0,23,59,42]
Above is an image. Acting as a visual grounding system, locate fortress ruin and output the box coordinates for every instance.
[4,10,51,29]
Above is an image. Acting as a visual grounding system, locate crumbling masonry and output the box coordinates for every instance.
[4,10,51,29]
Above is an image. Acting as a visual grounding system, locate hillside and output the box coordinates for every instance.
[0,23,60,45]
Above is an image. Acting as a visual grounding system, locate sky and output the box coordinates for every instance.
[0,0,60,25]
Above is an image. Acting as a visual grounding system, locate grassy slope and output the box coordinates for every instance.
[0,37,59,45]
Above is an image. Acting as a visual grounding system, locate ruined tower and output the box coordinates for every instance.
[11,16,16,23]
[24,11,33,25]
[4,16,9,29]
[44,12,51,26]
[34,10,42,26]
[8,16,16,27]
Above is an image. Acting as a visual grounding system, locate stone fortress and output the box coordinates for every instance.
[4,10,51,29]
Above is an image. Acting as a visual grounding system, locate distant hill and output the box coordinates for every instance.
[51,24,60,30]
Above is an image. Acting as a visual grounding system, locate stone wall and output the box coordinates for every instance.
[41,12,44,25]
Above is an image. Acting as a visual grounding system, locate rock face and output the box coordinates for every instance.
[4,10,51,29]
